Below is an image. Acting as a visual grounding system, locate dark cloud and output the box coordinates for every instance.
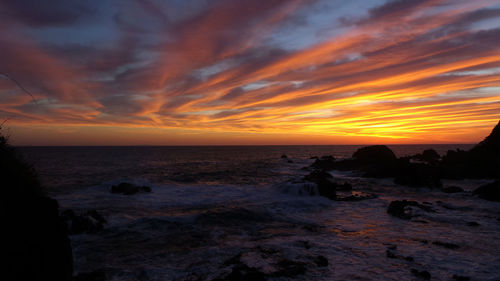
[0,0,96,27]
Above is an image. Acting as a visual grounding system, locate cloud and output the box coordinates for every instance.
[1,0,500,144]
[0,0,96,27]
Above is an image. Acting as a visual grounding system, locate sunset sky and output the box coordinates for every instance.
[1,0,500,145]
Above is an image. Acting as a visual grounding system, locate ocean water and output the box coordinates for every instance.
[18,145,500,281]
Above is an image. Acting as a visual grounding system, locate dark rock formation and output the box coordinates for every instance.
[335,191,377,201]
[442,121,500,178]
[452,274,471,281]
[348,145,398,178]
[473,181,500,201]
[432,241,460,249]
[111,182,152,195]
[441,186,464,193]
[467,221,480,227]
[73,269,106,281]
[387,200,433,219]
[394,161,442,188]
[413,149,440,164]
[0,131,73,281]
[411,269,431,280]
[311,155,336,170]
[61,209,107,235]
[313,255,328,267]
[214,248,307,281]
[353,145,397,164]
[303,170,337,200]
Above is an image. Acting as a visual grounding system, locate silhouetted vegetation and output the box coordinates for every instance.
[0,126,44,198]
[0,127,73,281]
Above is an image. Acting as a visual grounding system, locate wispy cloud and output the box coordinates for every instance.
[1,0,499,144]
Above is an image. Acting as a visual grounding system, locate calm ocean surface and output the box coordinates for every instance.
[19,144,473,192]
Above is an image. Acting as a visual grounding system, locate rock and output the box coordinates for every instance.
[387,200,433,220]
[1,132,73,281]
[281,154,288,159]
[394,162,442,188]
[352,145,397,164]
[313,255,328,267]
[467,221,480,227]
[311,155,336,170]
[460,120,500,178]
[215,249,306,281]
[386,248,414,262]
[303,170,336,200]
[296,240,311,249]
[386,250,397,259]
[452,274,471,281]
[111,182,152,195]
[274,258,306,277]
[432,241,460,249]
[441,186,464,193]
[473,181,500,201]
[1,196,73,281]
[413,149,440,163]
[73,269,106,281]
[213,264,266,281]
[61,209,107,235]
[411,269,431,280]
[335,191,376,201]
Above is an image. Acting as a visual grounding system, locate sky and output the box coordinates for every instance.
[1,0,500,145]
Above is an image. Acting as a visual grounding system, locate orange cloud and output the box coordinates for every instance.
[1,0,500,145]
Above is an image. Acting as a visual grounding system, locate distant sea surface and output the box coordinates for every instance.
[19,144,473,193]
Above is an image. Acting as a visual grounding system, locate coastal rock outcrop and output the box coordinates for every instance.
[442,121,500,179]
[61,209,107,234]
[394,161,442,188]
[441,186,464,193]
[412,149,440,164]
[352,145,397,164]
[473,181,500,202]
[303,170,338,199]
[387,200,433,220]
[0,132,73,281]
[111,182,152,195]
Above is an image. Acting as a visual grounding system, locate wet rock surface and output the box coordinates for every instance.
[473,180,500,201]
[387,200,434,220]
[111,182,152,195]
[441,185,464,193]
[61,209,107,235]
[410,269,431,280]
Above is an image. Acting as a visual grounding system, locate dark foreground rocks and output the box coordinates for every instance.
[303,170,337,199]
[441,186,464,193]
[411,269,431,280]
[387,200,433,220]
[1,196,73,281]
[61,209,107,235]
[473,181,500,202]
[308,120,500,188]
[111,182,152,195]
[73,269,106,281]
[1,131,73,281]
[211,247,327,281]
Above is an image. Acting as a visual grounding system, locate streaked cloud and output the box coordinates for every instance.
[1,0,499,145]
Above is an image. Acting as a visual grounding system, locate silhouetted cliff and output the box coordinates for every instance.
[0,131,72,281]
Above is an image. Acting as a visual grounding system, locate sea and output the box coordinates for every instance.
[18,145,500,281]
